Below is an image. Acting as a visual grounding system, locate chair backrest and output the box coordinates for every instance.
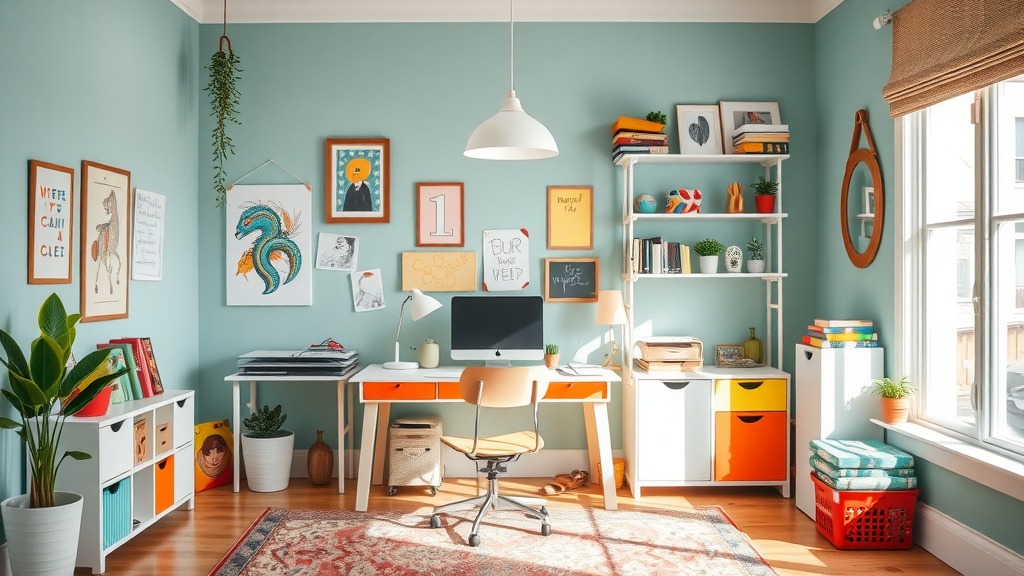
[457,366,550,408]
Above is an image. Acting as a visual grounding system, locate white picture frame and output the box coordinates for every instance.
[315,232,359,271]
[718,101,782,155]
[676,105,723,155]
[482,229,530,291]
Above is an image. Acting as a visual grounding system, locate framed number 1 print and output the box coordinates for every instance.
[416,182,464,247]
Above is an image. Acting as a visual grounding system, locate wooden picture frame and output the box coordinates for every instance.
[81,161,131,323]
[715,344,746,366]
[547,186,593,250]
[717,101,782,155]
[325,138,390,223]
[28,160,74,284]
[544,258,599,302]
[676,105,724,155]
[416,182,464,247]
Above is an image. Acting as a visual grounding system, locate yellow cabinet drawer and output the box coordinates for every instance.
[713,379,787,412]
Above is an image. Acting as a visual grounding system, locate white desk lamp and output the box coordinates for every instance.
[383,289,442,370]
[596,290,628,370]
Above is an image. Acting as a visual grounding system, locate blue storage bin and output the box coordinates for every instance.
[102,477,132,549]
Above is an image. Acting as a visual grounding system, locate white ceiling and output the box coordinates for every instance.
[170,0,846,24]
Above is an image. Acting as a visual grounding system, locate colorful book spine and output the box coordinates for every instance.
[140,338,164,395]
[733,142,789,154]
[613,136,668,147]
[732,123,790,137]
[612,117,666,134]
[110,338,154,397]
[97,343,142,401]
[814,319,873,328]
[806,330,877,341]
[802,335,879,348]
[805,325,875,334]
[614,130,670,140]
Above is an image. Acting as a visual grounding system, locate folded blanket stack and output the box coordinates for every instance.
[809,439,916,491]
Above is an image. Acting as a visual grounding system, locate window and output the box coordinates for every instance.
[900,76,1024,456]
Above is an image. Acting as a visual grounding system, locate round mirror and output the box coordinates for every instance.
[840,111,884,268]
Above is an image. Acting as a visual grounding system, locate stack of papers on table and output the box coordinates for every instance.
[556,363,605,377]
[237,349,358,376]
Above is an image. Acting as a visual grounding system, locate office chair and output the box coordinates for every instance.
[429,366,551,547]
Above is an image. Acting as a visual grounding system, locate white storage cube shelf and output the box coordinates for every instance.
[54,389,196,574]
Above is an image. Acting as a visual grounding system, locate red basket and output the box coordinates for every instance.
[811,472,918,550]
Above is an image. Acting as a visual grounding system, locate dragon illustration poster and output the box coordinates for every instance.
[225,184,312,306]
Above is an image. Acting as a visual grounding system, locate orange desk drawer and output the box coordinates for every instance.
[714,411,787,481]
[438,382,461,400]
[713,379,787,412]
[155,455,175,514]
[543,382,607,400]
[363,382,437,401]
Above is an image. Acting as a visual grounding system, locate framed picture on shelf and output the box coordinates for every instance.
[28,160,74,284]
[80,161,131,323]
[325,138,389,223]
[718,101,781,154]
[675,105,723,155]
[715,344,746,367]
[547,186,593,250]
[416,182,464,247]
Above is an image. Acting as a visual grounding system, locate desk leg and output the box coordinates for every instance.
[336,380,345,494]
[249,381,257,415]
[232,382,240,493]
[347,382,355,479]
[584,402,617,511]
[356,403,379,512]
[372,403,390,486]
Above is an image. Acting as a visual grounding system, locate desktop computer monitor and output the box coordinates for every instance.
[450,295,544,365]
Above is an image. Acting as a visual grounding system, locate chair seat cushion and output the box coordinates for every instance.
[441,431,543,457]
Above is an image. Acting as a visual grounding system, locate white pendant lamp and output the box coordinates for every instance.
[465,0,558,160]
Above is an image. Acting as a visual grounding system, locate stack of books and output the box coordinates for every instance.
[810,439,917,491]
[237,348,358,376]
[97,337,165,399]
[802,319,878,348]
[630,237,691,274]
[612,117,668,163]
[732,123,790,155]
[634,337,703,372]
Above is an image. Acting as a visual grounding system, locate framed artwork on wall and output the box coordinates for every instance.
[28,160,74,284]
[325,138,389,223]
[544,258,599,302]
[416,182,464,247]
[717,101,782,154]
[80,161,131,322]
[547,186,593,250]
[675,105,724,155]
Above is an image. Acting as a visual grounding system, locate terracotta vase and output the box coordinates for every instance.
[754,194,776,213]
[880,397,910,425]
[307,430,334,486]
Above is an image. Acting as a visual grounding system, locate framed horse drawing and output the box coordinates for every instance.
[81,161,131,322]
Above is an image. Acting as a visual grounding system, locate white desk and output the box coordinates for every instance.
[223,373,354,493]
[349,364,620,512]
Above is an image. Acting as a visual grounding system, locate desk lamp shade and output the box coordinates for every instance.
[383,289,442,370]
[596,290,627,369]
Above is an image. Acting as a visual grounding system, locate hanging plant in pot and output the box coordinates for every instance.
[0,293,128,576]
[241,404,294,492]
[871,376,917,425]
[752,176,778,214]
[693,238,725,274]
[204,0,242,207]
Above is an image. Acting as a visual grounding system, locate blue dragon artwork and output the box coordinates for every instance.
[235,202,302,295]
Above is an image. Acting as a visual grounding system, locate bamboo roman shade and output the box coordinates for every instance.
[882,0,1024,118]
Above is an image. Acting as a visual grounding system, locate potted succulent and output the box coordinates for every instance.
[871,376,917,425]
[746,236,766,273]
[241,404,294,492]
[693,238,725,274]
[0,293,127,576]
[544,344,560,369]
[752,176,779,213]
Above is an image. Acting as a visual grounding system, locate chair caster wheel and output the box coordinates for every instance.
[468,534,481,547]
[428,486,437,496]
[429,515,441,529]
[541,523,552,536]
[388,486,398,496]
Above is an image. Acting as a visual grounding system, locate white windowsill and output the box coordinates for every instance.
[872,419,1024,502]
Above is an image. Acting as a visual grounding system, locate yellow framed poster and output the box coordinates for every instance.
[547,186,592,250]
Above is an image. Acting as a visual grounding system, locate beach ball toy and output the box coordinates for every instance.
[666,189,701,214]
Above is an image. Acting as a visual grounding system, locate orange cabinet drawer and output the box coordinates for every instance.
[714,411,786,481]
[363,382,437,401]
[437,382,461,400]
[713,379,787,412]
[155,455,175,514]
[543,382,607,400]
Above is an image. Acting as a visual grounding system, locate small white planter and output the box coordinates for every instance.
[698,255,719,274]
[241,431,295,492]
[1,491,83,576]
[747,259,765,273]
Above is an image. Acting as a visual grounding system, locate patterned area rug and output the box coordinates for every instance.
[210,506,777,575]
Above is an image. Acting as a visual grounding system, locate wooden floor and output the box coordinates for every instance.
[93,477,959,575]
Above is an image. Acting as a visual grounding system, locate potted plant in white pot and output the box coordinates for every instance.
[693,238,725,274]
[746,236,766,273]
[241,404,294,492]
[0,293,127,576]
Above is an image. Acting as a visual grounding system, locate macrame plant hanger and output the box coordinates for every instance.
[227,160,312,192]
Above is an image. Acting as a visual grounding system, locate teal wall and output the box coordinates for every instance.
[815,0,1024,556]
[193,21,819,449]
[0,0,199,542]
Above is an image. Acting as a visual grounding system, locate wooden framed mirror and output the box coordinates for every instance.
[840,110,884,268]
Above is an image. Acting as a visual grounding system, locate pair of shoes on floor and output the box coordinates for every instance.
[542,469,589,495]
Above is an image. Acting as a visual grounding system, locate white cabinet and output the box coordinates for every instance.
[56,390,195,574]
[794,344,883,519]
[634,379,712,482]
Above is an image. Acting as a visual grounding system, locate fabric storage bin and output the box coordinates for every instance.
[388,416,443,494]
[102,477,131,550]
[156,422,173,454]
[812,473,918,549]
[155,455,175,514]
[714,411,787,481]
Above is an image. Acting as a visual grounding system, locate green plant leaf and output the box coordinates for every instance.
[30,336,64,395]
[2,388,35,419]
[61,369,128,416]
[0,329,29,378]
[59,349,111,398]
[38,293,70,350]
[0,417,22,430]
[10,370,46,407]
[63,451,91,461]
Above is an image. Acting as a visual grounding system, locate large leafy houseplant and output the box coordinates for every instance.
[0,293,127,507]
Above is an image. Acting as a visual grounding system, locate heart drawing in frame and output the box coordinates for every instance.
[688,116,710,146]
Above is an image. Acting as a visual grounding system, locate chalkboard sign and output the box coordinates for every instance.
[544,258,599,302]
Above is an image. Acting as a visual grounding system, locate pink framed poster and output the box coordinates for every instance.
[416,182,464,247]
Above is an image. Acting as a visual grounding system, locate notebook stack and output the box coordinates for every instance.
[732,123,790,155]
[612,117,668,163]
[237,348,358,377]
[634,337,703,372]
[809,439,916,491]
[802,319,878,348]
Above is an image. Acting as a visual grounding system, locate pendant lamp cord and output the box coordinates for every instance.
[219,0,232,52]
[509,0,514,91]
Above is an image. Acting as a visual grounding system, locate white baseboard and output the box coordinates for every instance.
[1,542,10,576]
[916,503,1024,576]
